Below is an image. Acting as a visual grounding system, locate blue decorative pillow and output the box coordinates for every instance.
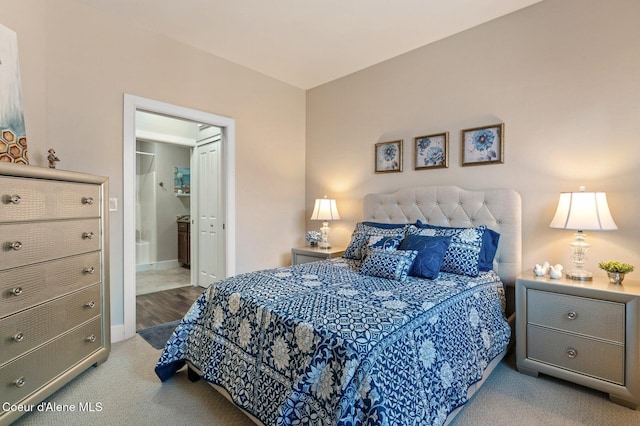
[343,222,408,260]
[415,221,500,272]
[359,249,418,281]
[398,234,451,279]
[367,235,402,252]
[408,224,485,277]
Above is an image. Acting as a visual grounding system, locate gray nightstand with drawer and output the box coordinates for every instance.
[516,272,640,409]
[291,246,345,265]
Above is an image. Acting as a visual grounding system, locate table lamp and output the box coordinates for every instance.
[549,186,617,280]
[310,196,340,249]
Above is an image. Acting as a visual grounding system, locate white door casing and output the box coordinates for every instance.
[121,94,236,341]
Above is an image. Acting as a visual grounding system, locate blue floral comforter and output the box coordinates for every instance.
[155,258,510,425]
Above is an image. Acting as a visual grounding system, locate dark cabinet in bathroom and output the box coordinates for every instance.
[178,221,190,267]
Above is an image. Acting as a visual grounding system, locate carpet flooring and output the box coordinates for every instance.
[137,320,181,349]
[11,336,640,425]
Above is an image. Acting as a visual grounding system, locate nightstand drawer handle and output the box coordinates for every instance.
[83,232,94,240]
[13,332,24,343]
[84,266,95,274]
[87,334,96,343]
[566,348,578,359]
[10,195,21,204]
[566,311,577,320]
[82,197,94,205]
[11,287,23,296]
[10,241,22,251]
[85,301,96,309]
[14,377,25,388]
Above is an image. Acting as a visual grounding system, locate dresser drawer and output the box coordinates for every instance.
[0,284,102,366]
[527,289,625,343]
[0,252,101,317]
[0,316,102,410]
[527,324,624,385]
[0,219,100,270]
[0,176,100,222]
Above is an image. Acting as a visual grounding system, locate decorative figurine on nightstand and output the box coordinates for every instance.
[533,261,550,277]
[305,230,321,247]
[599,261,634,285]
[548,264,563,279]
[47,148,60,168]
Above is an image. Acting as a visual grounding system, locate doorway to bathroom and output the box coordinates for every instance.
[122,94,236,340]
[135,136,192,296]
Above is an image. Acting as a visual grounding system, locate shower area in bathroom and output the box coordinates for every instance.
[135,147,157,271]
[135,139,192,295]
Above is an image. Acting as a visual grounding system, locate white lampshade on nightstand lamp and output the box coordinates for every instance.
[549,186,618,280]
[310,196,340,249]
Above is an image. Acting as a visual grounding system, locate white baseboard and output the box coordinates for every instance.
[136,259,180,272]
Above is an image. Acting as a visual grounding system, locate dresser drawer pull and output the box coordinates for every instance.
[10,287,23,296]
[85,301,96,309]
[566,311,577,320]
[566,348,578,359]
[9,194,22,204]
[86,334,97,343]
[82,197,94,205]
[14,377,25,388]
[83,232,94,240]
[13,332,24,343]
[10,241,22,250]
[84,266,95,274]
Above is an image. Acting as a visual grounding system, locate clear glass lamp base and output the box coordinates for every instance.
[566,269,593,281]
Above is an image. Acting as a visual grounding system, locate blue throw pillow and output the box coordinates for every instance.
[343,222,408,260]
[359,249,418,281]
[408,224,485,277]
[414,221,500,272]
[366,235,402,251]
[398,234,451,279]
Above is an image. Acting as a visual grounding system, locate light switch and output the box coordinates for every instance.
[109,197,118,211]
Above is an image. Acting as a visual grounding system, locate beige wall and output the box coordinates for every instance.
[306,0,640,278]
[1,0,306,327]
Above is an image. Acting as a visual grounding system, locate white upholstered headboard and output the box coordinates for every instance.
[363,185,522,288]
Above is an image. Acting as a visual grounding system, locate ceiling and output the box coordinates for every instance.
[77,0,543,89]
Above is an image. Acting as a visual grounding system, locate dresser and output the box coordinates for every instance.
[516,272,640,409]
[291,246,345,265]
[0,163,110,425]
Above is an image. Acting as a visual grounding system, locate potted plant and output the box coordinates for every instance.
[598,261,634,285]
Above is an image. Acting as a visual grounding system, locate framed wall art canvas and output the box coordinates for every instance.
[0,24,28,164]
[414,132,448,170]
[461,123,504,166]
[375,140,402,173]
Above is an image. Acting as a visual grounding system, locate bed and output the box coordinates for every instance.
[155,185,522,425]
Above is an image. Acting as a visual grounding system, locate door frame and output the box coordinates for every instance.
[123,94,236,340]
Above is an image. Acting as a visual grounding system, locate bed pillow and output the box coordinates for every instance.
[343,222,409,260]
[359,249,418,281]
[366,235,403,252]
[398,234,451,279]
[408,224,485,277]
[415,221,500,272]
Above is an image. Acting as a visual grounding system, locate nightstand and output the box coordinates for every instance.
[516,272,640,409]
[291,246,345,265]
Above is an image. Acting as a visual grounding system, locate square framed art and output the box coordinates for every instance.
[414,132,448,170]
[375,140,403,173]
[461,123,504,166]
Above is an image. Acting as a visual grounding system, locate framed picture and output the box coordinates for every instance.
[414,132,448,170]
[461,123,504,166]
[375,140,403,173]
